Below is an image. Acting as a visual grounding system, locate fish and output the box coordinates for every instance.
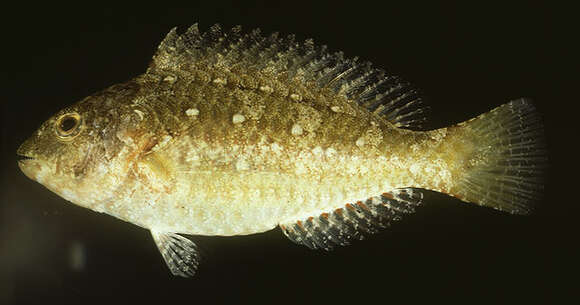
[17,24,546,277]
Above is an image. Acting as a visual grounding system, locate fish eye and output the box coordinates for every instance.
[55,112,82,139]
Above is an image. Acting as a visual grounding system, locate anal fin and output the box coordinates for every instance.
[280,188,423,250]
[151,230,200,277]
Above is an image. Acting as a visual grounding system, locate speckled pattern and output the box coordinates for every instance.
[16,24,545,276]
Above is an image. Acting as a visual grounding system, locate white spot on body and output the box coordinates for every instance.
[331,106,341,112]
[259,85,273,93]
[325,147,337,158]
[213,78,227,85]
[356,137,366,147]
[294,162,307,175]
[133,109,144,121]
[232,114,246,124]
[270,143,283,155]
[235,158,250,171]
[185,108,199,116]
[290,93,302,101]
[291,124,303,136]
[312,146,323,156]
[409,163,421,176]
[163,75,176,82]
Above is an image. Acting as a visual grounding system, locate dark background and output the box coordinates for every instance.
[0,2,573,304]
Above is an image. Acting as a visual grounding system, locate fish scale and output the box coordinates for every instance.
[17,24,546,277]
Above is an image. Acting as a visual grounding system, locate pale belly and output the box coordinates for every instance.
[102,131,454,236]
[108,170,407,236]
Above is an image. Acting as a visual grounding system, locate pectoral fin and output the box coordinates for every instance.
[151,230,200,277]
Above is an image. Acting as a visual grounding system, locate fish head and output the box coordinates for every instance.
[17,83,143,208]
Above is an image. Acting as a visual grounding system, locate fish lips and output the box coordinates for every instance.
[16,138,37,162]
[16,144,36,165]
[17,154,40,180]
[17,154,35,161]
[17,142,40,180]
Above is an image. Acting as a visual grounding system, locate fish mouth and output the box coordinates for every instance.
[17,154,36,162]
[17,153,41,181]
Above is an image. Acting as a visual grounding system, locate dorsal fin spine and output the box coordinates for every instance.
[148,24,428,129]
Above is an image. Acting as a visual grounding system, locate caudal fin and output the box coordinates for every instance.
[454,99,546,215]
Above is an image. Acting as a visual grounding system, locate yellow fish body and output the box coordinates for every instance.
[17,24,546,277]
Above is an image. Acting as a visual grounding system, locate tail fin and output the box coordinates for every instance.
[454,99,546,215]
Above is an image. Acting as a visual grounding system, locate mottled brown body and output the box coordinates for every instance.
[70,69,466,235]
[17,24,544,276]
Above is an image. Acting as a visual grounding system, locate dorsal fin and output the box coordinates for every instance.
[279,188,423,250]
[147,24,428,129]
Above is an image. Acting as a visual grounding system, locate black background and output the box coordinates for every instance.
[0,2,573,304]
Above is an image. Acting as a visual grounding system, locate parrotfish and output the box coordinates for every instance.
[17,24,546,277]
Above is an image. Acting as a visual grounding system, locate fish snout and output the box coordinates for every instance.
[17,139,40,180]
